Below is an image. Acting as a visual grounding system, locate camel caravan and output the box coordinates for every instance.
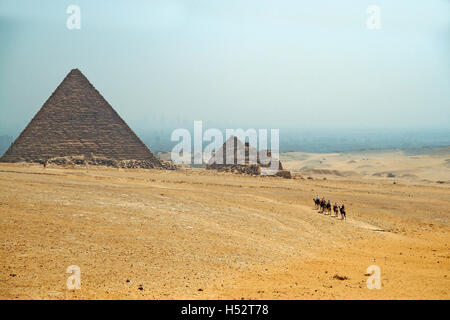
[313,195,346,220]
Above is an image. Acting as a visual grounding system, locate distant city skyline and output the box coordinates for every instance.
[1,0,449,138]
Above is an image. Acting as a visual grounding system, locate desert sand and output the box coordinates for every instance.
[0,148,449,299]
[281,146,450,183]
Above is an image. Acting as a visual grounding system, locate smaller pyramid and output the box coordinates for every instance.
[0,69,168,169]
[206,136,289,177]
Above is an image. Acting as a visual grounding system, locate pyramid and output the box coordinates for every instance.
[206,136,290,177]
[0,69,164,168]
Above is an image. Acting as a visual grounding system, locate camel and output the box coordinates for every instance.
[325,202,332,215]
[340,205,346,220]
[319,199,326,213]
[333,203,339,217]
[313,198,320,210]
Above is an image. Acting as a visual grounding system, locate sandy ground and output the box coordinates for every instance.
[0,149,449,299]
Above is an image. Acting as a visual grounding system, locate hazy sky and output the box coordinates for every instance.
[0,0,449,136]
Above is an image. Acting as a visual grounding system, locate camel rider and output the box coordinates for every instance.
[340,204,346,220]
[316,195,320,202]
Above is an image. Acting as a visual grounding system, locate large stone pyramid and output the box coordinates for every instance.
[0,69,165,168]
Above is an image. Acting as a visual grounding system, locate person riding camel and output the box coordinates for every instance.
[319,197,326,213]
[333,202,339,217]
[340,204,346,220]
[313,195,320,210]
[325,199,331,214]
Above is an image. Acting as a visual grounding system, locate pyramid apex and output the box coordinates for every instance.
[69,68,83,74]
[64,68,89,84]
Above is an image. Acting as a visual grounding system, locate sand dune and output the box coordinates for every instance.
[0,160,448,299]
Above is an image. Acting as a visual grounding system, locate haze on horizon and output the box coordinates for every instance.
[0,0,449,139]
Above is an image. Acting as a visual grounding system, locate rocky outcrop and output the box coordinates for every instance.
[41,155,177,169]
[207,163,261,175]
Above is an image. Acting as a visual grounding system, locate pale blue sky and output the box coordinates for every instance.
[0,0,449,136]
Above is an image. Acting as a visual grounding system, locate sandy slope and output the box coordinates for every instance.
[0,161,448,299]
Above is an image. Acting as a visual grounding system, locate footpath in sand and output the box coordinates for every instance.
[0,163,448,299]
